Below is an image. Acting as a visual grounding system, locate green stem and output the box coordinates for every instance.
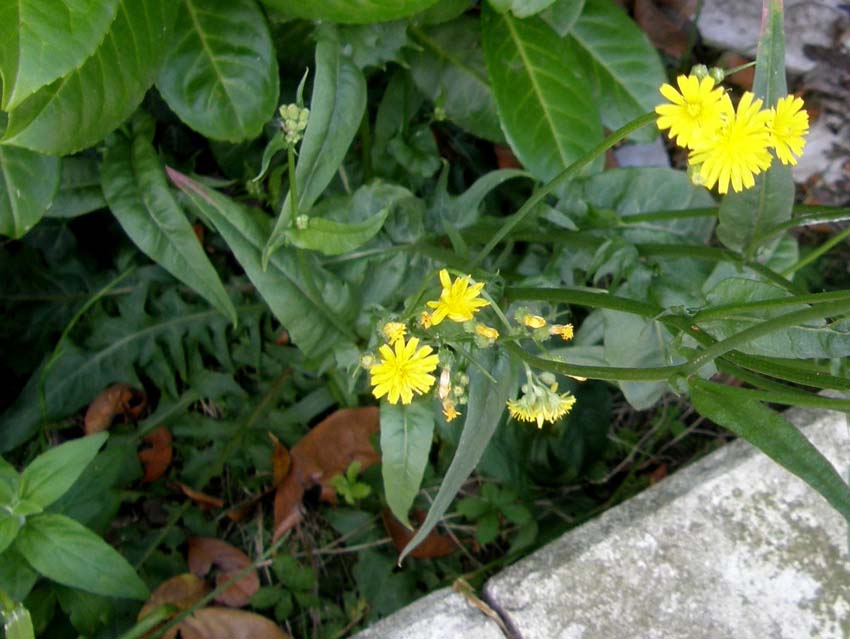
[762,206,850,242]
[620,207,718,225]
[782,223,850,276]
[692,290,850,322]
[469,112,657,268]
[287,146,298,224]
[689,378,850,412]
[724,60,757,77]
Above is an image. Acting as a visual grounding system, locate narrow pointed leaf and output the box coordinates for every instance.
[482,6,603,181]
[45,156,106,219]
[0,146,60,238]
[259,0,440,23]
[102,122,237,324]
[288,209,389,255]
[157,0,279,142]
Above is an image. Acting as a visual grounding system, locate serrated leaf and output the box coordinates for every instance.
[19,433,108,509]
[260,0,440,23]
[1,0,178,155]
[0,0,120,111]
[565,0,665,142]
[101,121,237,324]
[690,382,850,525]
[401,350,516,561]
[14,514,148,600]
[482,6,603,181]
[157,0,279,142]
[45,156,106,219]
[168,168,356,359]
[263,29,367,264]
[716,0,792,259]
[488,0,557,18]
[288,209,389,256]
[408,18,503,143]
[0,146,60,237]
[380,401,435,528]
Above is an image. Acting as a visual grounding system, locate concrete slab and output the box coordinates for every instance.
[484,408,850,639]
[349,587,507,639]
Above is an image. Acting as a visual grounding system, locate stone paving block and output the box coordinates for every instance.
[485,408,850,639]
[349,587,506,639]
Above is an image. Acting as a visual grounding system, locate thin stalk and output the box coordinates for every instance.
[782,223,850,276]
[692,290,850,322]
[762,205,850,242]
[724,352,850,391]
[620,207,718,224]
[690,378,850,412]
[287,146,298,224]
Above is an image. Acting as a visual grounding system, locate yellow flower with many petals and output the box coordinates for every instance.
[370,337,439,405]
[655,74,727,149]
[442,399,461,422]
[767,95,809,166]
[689,92,773,194]
[381,321,407,344]
[506,376,576,429]
[549,324,574,341]
[426,269,489,325]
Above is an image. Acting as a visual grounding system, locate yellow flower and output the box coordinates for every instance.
[442,399,461,422]
[418,311,433,329]
[426,269,489,325]
[475,323,499,341]
[655,74,727,149]
[768,95,808,165]
[370,337,439,405]
[506,381,576,428]
[381,321,407,344]
[689,92,773,194]
[522,314,547,329]
[549,324,574,341]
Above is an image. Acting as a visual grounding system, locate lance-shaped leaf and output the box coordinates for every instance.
[482,6,603,182]
[2,0,178,155]
[0,146,60,238]
[0,0,119,111]
[260,0,440,23]
[101,120,237,324]
[263,30,367,266]
[287,209,389,256]
[157,0,279,142]
[45,156,106,219]
[716,0,793,259]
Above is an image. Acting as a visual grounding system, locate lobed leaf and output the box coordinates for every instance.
[0,145,60,238]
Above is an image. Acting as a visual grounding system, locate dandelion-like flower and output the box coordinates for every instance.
[370,337,439,405]
[426,269,489,325]
[418,312,433,329]
[506,378,576,429]
[382,321,407,345]
[689,92,773,194]
[521,314,547,329]
[767,95,809,166]
[442,399,461,422]
[655,74,727,149]
[549,324,574,341]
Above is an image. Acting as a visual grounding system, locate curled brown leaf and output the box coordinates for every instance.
[187,537,259,608]
[139,426,173,483]
[84,384,147,434]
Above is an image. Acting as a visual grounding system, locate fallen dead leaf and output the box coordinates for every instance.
[493,144,522,170]
[168,608,289,639]
[273,407,380,540]
[84,384,147,434]
[634,0,697,58]
[188,537,259,608]
[382,509,456,559]
[176,483,224,510]
[138,573,210,622]
[139,427,173,483]
[269,433,291,486]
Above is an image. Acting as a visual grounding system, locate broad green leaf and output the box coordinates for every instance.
[0,0,119,111]
[260,0,440,23]
[288,209,389,256]
[14,513,148,600]
[168,168,357,359]
[263,30,367,265]
[690,382,850,525]
[380,401,435,528]
[716,0,792,259]
[157,0,279,142]
[565,0,665,142]
[338,21,410,70]
[541,0,585,36]
[408,19,503,143]
[0,550,37,602]
[45,156,106,219]
[19,433,108,509]
[488,0,557,18]
[101,121,237,324]
[482,6,603,181]
[0,146,59,237]
[416,0,473,25]
[2,604,34,639]
[430,168,529,229]
[2,0,178,155]
[401,350,516,562]
[0,515,20,556]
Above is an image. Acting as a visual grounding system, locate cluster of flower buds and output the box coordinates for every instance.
[279,103,310,146]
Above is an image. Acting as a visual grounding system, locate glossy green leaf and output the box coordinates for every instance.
[45,156,106,219]
[101,122,237,324]
[691,381,850,525]
[716,0,792,259]
[0,550,37,602]
[263,30,367,264]
[408,19,503,143]
[19,433,108,509]
[380,401,435,528]
[401,350,516,562]
[157,0,279,142]
[260,0,440,23]
[0,0,119,111]
[168,168,356,359]
[0,515,20,556]
[541,0,585,36]
[488,0,557,18]
[482,6,603,181]
[2,603,34,639]
[288,209,389,256]
[0,146,60,237]
[338,21,410,70]
[14,514,148,600]
[565,0,665,142]
[2,0,178,155]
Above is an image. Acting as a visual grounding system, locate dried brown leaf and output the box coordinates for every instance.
[84,384,143,434]
[634,0,697,58]
[269,433,291,486]
[382,509,457,559]
[170,608,289,639]
[138,573,210,621]
[139,426,173,483]
[187,538,259,608]
[176,483,224,510]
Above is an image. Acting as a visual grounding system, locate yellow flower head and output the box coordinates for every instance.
[506,381,576,429]
[689,92,773,194]
[474,323,499,341]
[426,269,489,325]
[768,95,808,166]
[522,314,547,329]
[370,337,439,405]
[418,311,433,329]
[549,324,574,341]
[655,74,727,149]
[381,321,407,344]
[442,399,461,422]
